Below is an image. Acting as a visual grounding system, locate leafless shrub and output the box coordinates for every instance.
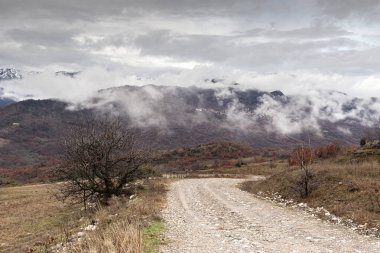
[289,146,316,198]
[54,114,149,206]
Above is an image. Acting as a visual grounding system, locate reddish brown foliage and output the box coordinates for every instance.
[0,160,58,185]
[288,143,341,166]
[288,147,314,167]
[314,143,341,159]
[155,141,255,172]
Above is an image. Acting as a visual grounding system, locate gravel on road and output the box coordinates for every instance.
[161,178,380,253]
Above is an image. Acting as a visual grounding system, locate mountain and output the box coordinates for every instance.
[0,86,16,108]
[0,85,374,168]
[0,68,22,81]
[55,71,80,78]
[0,68,80,81]
[0,68,79,108]
[0,97,15,107]
[0,99,88,167]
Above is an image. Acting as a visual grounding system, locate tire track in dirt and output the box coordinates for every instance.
[161,178,380,253]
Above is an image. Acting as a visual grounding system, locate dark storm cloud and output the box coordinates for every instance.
[0,0,131,20]
[244,24,351,39]
[0,0,284,20]
[316,0,380,19]
[1,0,380,99]
[6,28,79,47]
[0,0,374,70]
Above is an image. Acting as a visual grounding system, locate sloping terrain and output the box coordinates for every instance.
[0,85,372,167]
[0,100,87,167]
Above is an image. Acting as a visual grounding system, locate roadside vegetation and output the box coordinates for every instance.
[71,179,168,253]
[0,183,81,253]
[241,144,380,231]
[0,179,168,253]
[56,114,167,252]
[55,115,150,206]
[1,114,168,253]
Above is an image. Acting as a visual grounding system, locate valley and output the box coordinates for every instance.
[1,142,380,252]
[2,1,380,252]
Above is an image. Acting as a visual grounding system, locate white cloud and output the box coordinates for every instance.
[1,0,380,135]
[337,126,352,135]
[1,67,129,103]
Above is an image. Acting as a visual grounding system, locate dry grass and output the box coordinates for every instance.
[72,179,169,253]
[223,161,287,175]
[0,179,169,253]
[192,160,287,177]
[241,160,380,229]
[0,183,81,253]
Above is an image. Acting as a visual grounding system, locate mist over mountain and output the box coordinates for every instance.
[55,71,80,78]
[0,68,82,107]
[1,2,380,169]
[0,66,379,169]
[89,84,379,135]
[0,68,19,107]
[0,83,377,167]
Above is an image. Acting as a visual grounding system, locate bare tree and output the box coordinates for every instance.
[55,114,148,206]
[288,143,316,198]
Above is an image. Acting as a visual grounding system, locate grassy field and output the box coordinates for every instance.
[198,159,288,176]
[71,179,169,253]
[0,179,169,253]
[0,183,81,253]
[241,153,380,230]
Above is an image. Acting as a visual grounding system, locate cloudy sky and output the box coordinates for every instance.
[1,0,380,99]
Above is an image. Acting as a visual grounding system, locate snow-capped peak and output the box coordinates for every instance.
[0,68,22,81]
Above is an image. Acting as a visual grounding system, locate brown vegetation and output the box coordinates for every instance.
[0,183,81,253]
[55,115,149,205]
[71,179,168,253]
[154,141,286,173]
[288,143,340,166]
[0,161,58,185]
[0,179,168,253]
[241,152,380,230]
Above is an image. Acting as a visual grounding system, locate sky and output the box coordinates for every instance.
[1,0,380,99]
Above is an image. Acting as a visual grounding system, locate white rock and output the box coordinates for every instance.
[298,203,307,208]
[84,224,97,231]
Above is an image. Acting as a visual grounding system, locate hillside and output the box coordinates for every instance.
[0,99,87,167]
[0,85,373,168]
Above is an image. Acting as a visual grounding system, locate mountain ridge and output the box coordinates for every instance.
[0,84,373,168]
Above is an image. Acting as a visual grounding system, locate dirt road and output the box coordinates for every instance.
[161,178,380,253]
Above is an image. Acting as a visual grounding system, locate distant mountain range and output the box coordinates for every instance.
[0,68,22,81]
[0,97,14,107]
[0,84,374,168]
[0,68,79,82]
[0,68,80,107]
